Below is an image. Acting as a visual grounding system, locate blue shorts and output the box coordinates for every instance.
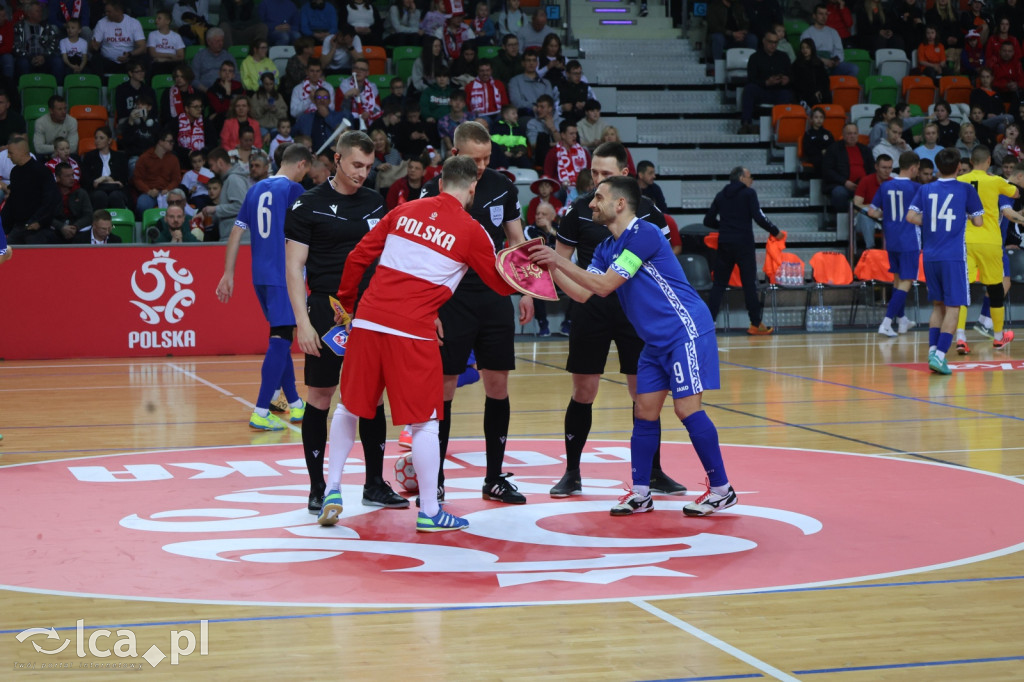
[923,260,970,307]
[254,284,296,327]
[636,332,720,399]
[1004,252,1011,278]
[888,250,919,280]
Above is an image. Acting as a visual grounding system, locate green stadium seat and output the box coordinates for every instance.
[106,73,130,117]
[186,45,202,61]
[229,45,250,60]
[19,73,57,112]
[865,75,898,106]
[368,74,391,91]
[24,105,48,155]
[142,208,167,241]
[844,48,872,87]
[151,75,175,110]
[106,208,136,243]
[785,19,808,54]
[325,74,347,90]
[64,74,103,109]
[477,45,500,60]
[138,15,157,34]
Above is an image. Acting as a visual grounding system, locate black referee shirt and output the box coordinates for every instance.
[556,193,668,270]
[421,167,521,291]
[284,179,386,295]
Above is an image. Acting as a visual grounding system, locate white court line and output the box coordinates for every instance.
[166,363,302,434]
[630,599,801,682]
[0,359,267,370]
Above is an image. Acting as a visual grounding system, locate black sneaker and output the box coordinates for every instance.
[649,469,687,495]
[550,469,582,497]
[415,485,446,508]
[483,473,526,504]
[307,492,324,515]
[362,481,410,508]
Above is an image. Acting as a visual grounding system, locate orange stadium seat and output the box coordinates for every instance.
[902,75,937,111]
[939,75,972,105]
[772,104,806,146]
[829,76,861,116]
[70,105,110,154]
[818,104,847,138]
[361,45,387,75]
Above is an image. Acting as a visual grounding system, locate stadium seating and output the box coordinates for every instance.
[851,103,879,134]
[829,75,861,115]
[865,75,898,106]
[229,45,250,61]
[151,75,175,109]
[902,75,936,111]
[785,19,808,53]
[106,73,129,117]
[369,74,391,91]
[64,74,103,109]
[19,74,57,111]
[477,45,500,60]
[269,45,295,74]
[361,45,388,75]
[844,48,872,87]
[107,208,136,243]
[143,208,167,242]
[393,45,421,82]
[185,45,202,62]
[138,16,157,34]
[71,105,111,154]
[325,74,346,90]
[24,105,47,155]
[939,75,972,105]
[876,48,910,81]
[678,253,712,292]
[818,104,847,139]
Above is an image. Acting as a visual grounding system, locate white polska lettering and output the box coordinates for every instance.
[128,330,197,349]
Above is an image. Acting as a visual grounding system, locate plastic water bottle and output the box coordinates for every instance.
[822,306,834,332]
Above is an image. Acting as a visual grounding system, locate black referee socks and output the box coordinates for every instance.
[484,396,510,481]
[359,404,387,485]
[564,399,593,470]
[302,404,329,497]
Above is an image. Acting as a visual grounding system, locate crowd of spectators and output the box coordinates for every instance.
[1,0,650,247]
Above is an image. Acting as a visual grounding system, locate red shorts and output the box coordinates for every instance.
[339,327,444,426]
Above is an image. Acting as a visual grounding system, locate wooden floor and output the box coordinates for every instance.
[1,331,1023,680]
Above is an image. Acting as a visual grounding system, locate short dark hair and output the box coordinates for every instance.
[558,119,576,133]
[637,160,654,174]
[584,99,601,112]
[971,145,991,165]
[54,162,73,175]
[593,141,628,170]
[919,157,934,171]
[441,155,478,189]
[729,166,747,182]
[453,120,491,147]
[935,147,961,175]
[48,94,66,109]
[207,147,230,165]
[337,130,374,156]
[478,58,492,69]
[899,151,920,170]
[875,153,893,166]
[535,94,555,107]
[598,175,640,213]
[92,209,112,224]
[565,59,582,72]
[502,33,518,45]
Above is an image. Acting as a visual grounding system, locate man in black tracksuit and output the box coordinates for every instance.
[703,165,781,335]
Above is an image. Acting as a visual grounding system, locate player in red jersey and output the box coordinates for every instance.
[317,155,518,532]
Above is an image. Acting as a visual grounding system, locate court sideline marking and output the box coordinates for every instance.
[166,363,302,434]
[630,600,800,681]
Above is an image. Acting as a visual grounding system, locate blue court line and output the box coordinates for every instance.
[720,360,1024,423]
[793,655,1024,674]
[3,575,1019,637]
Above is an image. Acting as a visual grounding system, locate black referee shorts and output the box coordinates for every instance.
[303,293,345,388]
[439,287,516,374]
[565,295,643,376]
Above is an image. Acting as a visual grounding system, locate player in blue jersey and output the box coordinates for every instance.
[869,150,921,337]
[530,176,738,517]
[905,148,984,375]
[217,143,315,429]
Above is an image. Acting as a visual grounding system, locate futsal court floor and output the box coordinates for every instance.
[1,330,1022,680]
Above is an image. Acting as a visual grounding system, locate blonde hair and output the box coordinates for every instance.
[601,125,620,142]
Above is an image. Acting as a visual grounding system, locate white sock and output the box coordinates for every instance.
[956,330,967,341]
[935,350,946,361]
[996,331,1004,341]
[410,420,441,517]
[254,407,269,417]
[289,398,304,408]
[882,317,893,326]
[928,345,937,353]
[897,316,910,324]
[633,484,650,497]
[325,404,359,492]
[979,315,992,327]
[711,483,731,496]
[272,389,282,402]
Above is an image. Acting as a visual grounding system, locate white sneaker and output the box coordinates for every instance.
[897,317,916,334]
[683,481,738,517]
[610,489,653,516]
[877,322,898,337]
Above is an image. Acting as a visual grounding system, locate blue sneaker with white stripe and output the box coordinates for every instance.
[416,509,469,532]
[317,489,343,526]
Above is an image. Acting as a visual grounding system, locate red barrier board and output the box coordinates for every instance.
[0,245,272,360]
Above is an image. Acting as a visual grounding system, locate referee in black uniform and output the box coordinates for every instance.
[420,121,534,505]
[550,142,687,498]
[284,131,408,513]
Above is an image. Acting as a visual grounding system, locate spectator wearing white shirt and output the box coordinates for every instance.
[290,60,333,117]
[90,0,146,74]
[147,10,186,75]
[320,26,362,74]
[873,121,912,168]
[59,18,90,75]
